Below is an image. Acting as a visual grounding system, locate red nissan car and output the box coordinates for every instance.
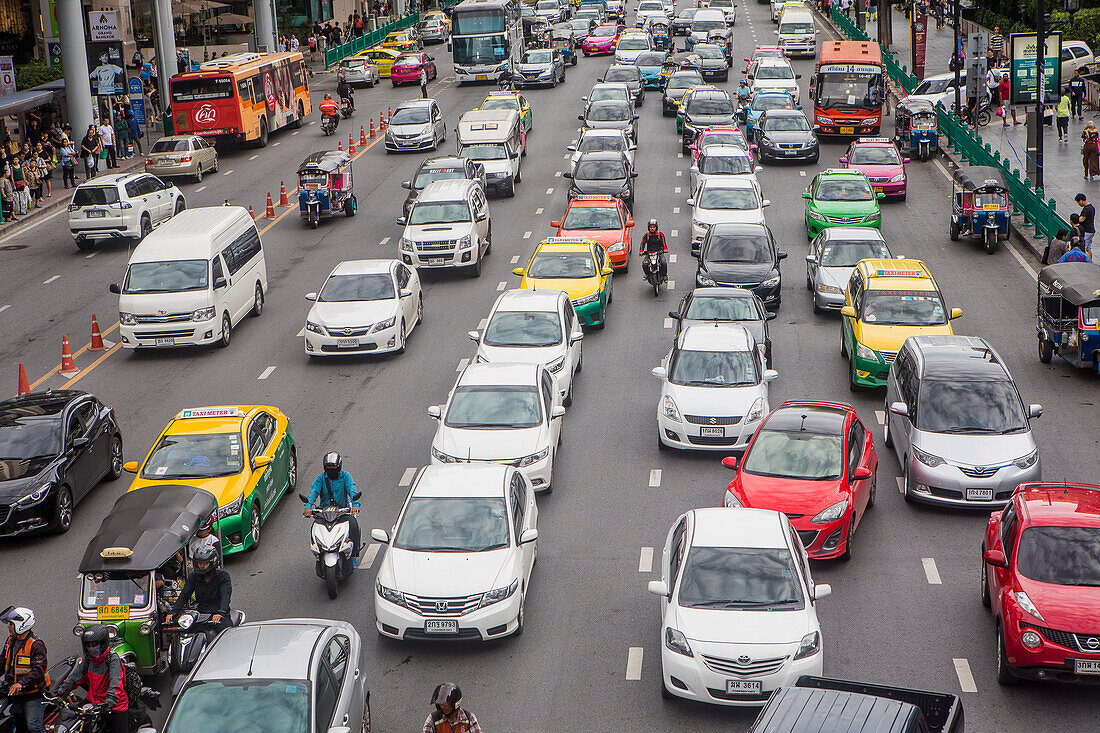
[551,195,634,271]
[721,400,877,561]
[981,482,1100,685]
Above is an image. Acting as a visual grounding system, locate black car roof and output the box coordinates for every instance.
[764,403,849,435]
[752,686,916,733]
[1038,261,1100,306]
[0,390,85,421]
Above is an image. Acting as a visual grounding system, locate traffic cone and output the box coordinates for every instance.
[279,181,290,207]
[349,134,356,154]
[59,335,78,376]
[265,192,275,218]
[17,362,29,396]
[387,106,392,122]
[380,112,386,131]
[360,125,368,145]
[248,205,256,220]
[89,315,105,351]
[369,120,375,138]
[337,139,343,152]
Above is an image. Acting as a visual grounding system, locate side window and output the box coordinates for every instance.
[510,473,525,538]
[237,79,249,101]
[211,256,224,284]
[540,371,554,416]
[66,411,84,446]
[1000,504,1019,555]
[221,245,237,276]
[669,520,687,582]
[247,415,274,460]
[76,400,98,430]
[325,636,350,688]
[124,180,143,198]
[228,227,262,275]
[563,300,575,334]
[848,420,865,474]
[395,265,410,289]
[314,666,339,732]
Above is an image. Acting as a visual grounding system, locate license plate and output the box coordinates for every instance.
[966,488,994,501]
[155,338,175,346]
[475,74,488,80]
[336,338,359,348]
[97,605,130,621]
[873,186,883,193]
[984,204,1000,211]
[840,126,855,134]
[87,210,105,218]
[428,257,445,265]
[425,619,458,633]
[725,679,761,694]
[1074,659,1100,675]
[700,426,725,437]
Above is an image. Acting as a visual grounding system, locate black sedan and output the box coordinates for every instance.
[693,43,730,82]
[681,89,736,152]
[564,151,638,210]
[671,7,698,35]
[0,390,123,536]
[401,156,486,216]
[579,99,639,142]
[662,70,704,116]
[695,222,787,309]
[669,286,776,366]
[753,109,820,163]
[600,65,645,106]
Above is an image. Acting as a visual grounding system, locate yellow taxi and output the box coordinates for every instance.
[124,406,297,556]
[423,9,450,30]
[513,237,613,328]
[675,84,719,134]
[475,91,533,132]
[840,259,962,389]
[381,31,421,52]
[359,47,402,78]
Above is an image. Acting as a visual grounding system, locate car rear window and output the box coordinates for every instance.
[72,186,120,206]
[150,140,191,153]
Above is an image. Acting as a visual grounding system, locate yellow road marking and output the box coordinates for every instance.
[60,343,124,389]
[28,322,121,389]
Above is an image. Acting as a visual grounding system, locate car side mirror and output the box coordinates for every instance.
[888,401,908,417]
[570,332,583,343]
[567,145,577,152]
[213,277,227,290]
[795,74,802,79]
[983,548,1008,568]
[777,251,787,260]
[1028,404,1043,419]
[813,583,831,600]
[563,171,573,178]
[903,157,911,163]
[519,528,539,544]
[796,104,802,110]
[949,307,963,320]
[253,455,272,468]
[400,288,413,298]
[305,292,318,301]
[647,580,670,597]
[123,461,139,473]
[805,254,816,263]
[876,192,885,199]
[630,171,638,178]
[839,157,848,164]
[801,192,811,199]
[633,114,640,120]
[629,144,637,151]
[401,180,411,189]
[667,311,682,319]
[109,283,121,294]
[578,114,586,121]
[427,405,442,419]
[371,528,390,544]
[396,216,408,226]
[602,266,613,275]
[468,330,481,342]
[762,199,771,207]
[721,455,738,469]
[763,369,778,382]
[552,406,566,418]
[71,437,89,449]
[853,466,872,480]
[685,198,695,205]
[597,77,604,82]
[476,211,487,221]
[840,305,857,318]
[765,310,777,321]
[651,366,668,380]
[513,267,525,276]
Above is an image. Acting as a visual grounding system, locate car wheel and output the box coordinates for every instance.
[194,165,203,183]
[514,593,525,636]
[212,155,220,173]
[416,295,424,325]
[75,237,94,251]
[980,551,991,608]
[256,119,269,148]
[564,379,574,407]
[883,408,894,448]
[839,518,855,561]
[469,254,482,278]
[216,313,231,348]
[848,355,860,392]
[657,429,670,451]
[396,319,407,354]
[247,503,261,551]
[250,283,264,317]
[902,463,916,504]
[107,435,124,480]
[1038,338,1054,363]
[996,623,1017,685]
[867,474,877,508]
[660,677,673,699]
[135,215,152,243]
[840,329,847,357]
[576,349,582,373]
[51,485,73,534]
[504,178,515,197]
[362,694,371,733]
[293,101,305,129]
[287,449,298,491]
[175,199,185,216]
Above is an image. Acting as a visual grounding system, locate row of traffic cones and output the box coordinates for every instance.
[16,316,107,394]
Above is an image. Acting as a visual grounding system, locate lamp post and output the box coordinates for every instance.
[1029,0,1078,189]
[952,0,960,116]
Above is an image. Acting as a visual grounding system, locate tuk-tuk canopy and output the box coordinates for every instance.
[1038,262,1100,306]
[79,485,219,573]
[298,150,352,175]
[897,98,936,116]
[954,165,1008,192]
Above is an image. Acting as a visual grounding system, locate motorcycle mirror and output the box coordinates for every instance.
[299,493,309,503]
[352,491,363,501]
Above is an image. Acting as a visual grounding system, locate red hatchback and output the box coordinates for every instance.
[721,400,877,561]
[391,52,437,86]
[551,195,635,271]
[981,482,1100,685]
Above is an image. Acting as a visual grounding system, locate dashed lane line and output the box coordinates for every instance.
[196,185,207,192]
[535,207,544,214]
[497,281,507,291]
[362,542,382,568]
[626,647,644,680]
[667,280,675,290]
[639,547,654,573]
[399,467,417,486]
[296,327,306,337]
[511,255,520,263]
[897,477,905,494]
[379,236,391,246]
[668,254,677,263]
[673,206,680,213]
[523,231,532,239]
[953,658,977,693]
[0,305,9,315]
[649,469,662,488]
[674,186,681,194]
[875,410,885,424]
[664,317,674,328]
[258,366,277,380]
[456,358,470,371]
[670,229,678,237]
[477,318,488,330]
[223,169,234,175]
[675,170,683,176]
[923,558,942,584]
[546,187,554,195]
[249,154,259,160]
[43,275,60,284]
[84,252,97,259]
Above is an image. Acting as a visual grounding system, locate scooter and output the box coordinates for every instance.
[340,96,355,119]
[46,688,159,733]
[642,252,665,296]
[300,492,362,599]
[320,113,338,135]
[166,609,245,677]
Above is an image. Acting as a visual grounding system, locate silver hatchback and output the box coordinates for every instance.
[805,228,892,313]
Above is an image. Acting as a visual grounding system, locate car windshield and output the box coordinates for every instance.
[395,497,510,552]
[150,140,191,153]
[461,144,509,161]
[414,168,469,189]
[816,179,873,201]
[604,68,639,83]
[688,98,734,115]
[699,155,752,175]
[579,134,627,154]
[141,432,244,479]
[678,547,804,609]
[570,19,591,30]
[72,186,120,206]
[480,97,519,111]
[754,95,793,111]
[590,87,630,103]
[390,107,430,125]
[916,380,1028,434]
[695,46,725,60]
[319,273,395,302]
[913,77,952,94]
[743,429,844,479]
[594,25,618,35]
[484,311,562,347]
[860,291,946,326]
[393,55,422,67]
[521,50,552,63]
[704,234,771,263]
[684,295,758,321]
[819,240,890,267]
[668,348,757,386]
[698,187,759,210]
[0,418,60,459]
[763,115,810,132]
[445,386,542,428]
[164,680,309,733]
[780,21,815,33]
[409,202,471,224]
[678,8,697,17]
[850,146,901,165]
[575,159,627,180]
[692,19,725,31]
[618,36,649,50]
[1016,526,1100,587]
[588,104,630,121]
[562,206,622,229]
[529,252,597,278]
[756,64,794,79]
[667,74,703,90]
[701,133,744,150]
[81,574,151,610]
[124,260,208,294]
[635,52,666,66]
[537,1,557,8]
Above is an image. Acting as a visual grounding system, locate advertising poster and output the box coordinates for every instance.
[0,56,15,95]
[128,77,146,124]
[257,62,296,130]
[1010,32,1061,106]
[88,41,126,96]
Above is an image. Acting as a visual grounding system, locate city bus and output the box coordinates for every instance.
[449,0,522,83]
[808,41,884,136]
[169,51,311,147]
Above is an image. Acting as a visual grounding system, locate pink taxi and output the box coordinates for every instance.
[839,137,909,200]
[390,52,438,86]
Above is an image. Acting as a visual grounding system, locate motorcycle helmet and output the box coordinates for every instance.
[192,544,220,578]
[647,218,658,232]
[323,92,332,100]
[0,606,35,635]
[197,514,215,534]
[431,683,462,713]
[81,624,110,660]
[323,452,342,480]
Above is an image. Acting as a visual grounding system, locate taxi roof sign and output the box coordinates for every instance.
[100,547,133,560]
[856,137,893,144]
[176,407,245,420]
[874,268,926,278]
[544,236,593,243]
[574,194,617,201]
[823,168,863,176]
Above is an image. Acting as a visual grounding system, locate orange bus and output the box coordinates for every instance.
[170,52,311,147]
[809,41,885,136]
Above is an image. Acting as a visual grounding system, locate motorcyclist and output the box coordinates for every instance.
[319,93,341,129]
[336,76,355,113]
[304,452,361,566]
[187,515,219,563]
[165,544,232,636]
[1,607,49,733]
[737,78,751,112]
[53,625,128,733]
[639,218,668,282]
[422,683,482,733]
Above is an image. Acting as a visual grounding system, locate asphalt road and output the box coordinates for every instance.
[2,2,1098,731]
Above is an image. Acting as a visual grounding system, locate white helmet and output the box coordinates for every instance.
[0,606,35,635]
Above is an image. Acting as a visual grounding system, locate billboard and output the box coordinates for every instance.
[88,41,126,96]
[1010,32,1061,106]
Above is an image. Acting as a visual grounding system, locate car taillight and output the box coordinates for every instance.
[144,158,152,165]
[181,155,192,162]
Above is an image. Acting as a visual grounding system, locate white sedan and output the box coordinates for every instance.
[689,145,762,198]
[748,59,801,104]
[648,508,831,705]
[429,362,564,492]
[304,259,422,357]
[687,178,770,249]
[470,289,583,405]
[373,463,538,641]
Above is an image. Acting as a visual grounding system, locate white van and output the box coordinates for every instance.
[456,109,524,197]
[689,9,728,46]
[776,7,817,57]
[111,206,267,349]
[397,179,492,277]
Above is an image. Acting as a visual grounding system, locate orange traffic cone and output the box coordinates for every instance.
[59,335,78,375]
[89,315,105,351]
[387,106,392,122]
[265,192,275,218]
[349,134,356,154]
[337,138,343,151]
[248,205,256,220]
[360,125,368,145]
[17,362,29,396]
[278,181,290,207]
[369,120,376,138]
[380,112,386,131]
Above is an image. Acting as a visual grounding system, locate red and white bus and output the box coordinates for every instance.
[809,41,885,136]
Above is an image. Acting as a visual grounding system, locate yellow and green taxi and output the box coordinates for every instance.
[359,47,402,78]
[840,259,962,389]
[475,91,533,132]
[381,30,421,52]
[675,84,718,134]
[124,406,297,555]
[513,237,613,328]
[803,169,884,239]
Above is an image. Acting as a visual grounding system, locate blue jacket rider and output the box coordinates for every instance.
[304,451,361,561]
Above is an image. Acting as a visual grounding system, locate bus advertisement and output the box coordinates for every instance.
[809,41,885,136]
[170,51,311,147]
[449,0,521,83]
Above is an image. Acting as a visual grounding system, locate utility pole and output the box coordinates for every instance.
[878,1,892,48]
[952,0,961,115]
[1033,0,1046,190]
[57,0,94,135]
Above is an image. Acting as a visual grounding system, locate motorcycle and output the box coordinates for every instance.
[46,681,160,733]
[340,96,354,118]
[166,609,245,678]
[300,492,362,599]
[320,113,338,135]
[642,252,665,296]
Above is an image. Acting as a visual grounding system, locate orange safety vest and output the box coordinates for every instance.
[430,713,472,733]
[2,635,49,695]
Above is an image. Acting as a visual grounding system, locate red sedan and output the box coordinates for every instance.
[981,482,1100,685]
[721,400,877,561]
[390,52,437,86]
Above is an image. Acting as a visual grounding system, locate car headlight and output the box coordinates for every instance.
[377,583,407,608]
[215,494,243,520]
[913,446,945,468]
[854,341,879,362]
[891,173,906,183]
[431,447,459,463]
[664,627,693,657]
[306,321,327,335]
[865,213,880,222]
[864,116,880,125]
[817,283,843,294]
[572,292,600,306]
[458,234,473,249]
[191,306,216,322]
[488,171,508,179]
[516,447,550,467]
[723,491,743,508]
[759,136,772,146]
[1014,448,1039,470]
[808,211,825,221]
[662,394,681,421]
[812,499,849,524]
[547,355,566,373]
[607,241,626,253]
[119,312,136,325]
[696,273,716,286]
[479,578,519,607]
[746,397,766,423]
[14,483,52,508]
[762,274,780,288]
[401,237,415,251]
[793,630,820,660]
[1014,591,1044,621]
[372,316,397,333]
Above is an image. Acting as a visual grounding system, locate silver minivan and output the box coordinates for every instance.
[885,334,1042,508]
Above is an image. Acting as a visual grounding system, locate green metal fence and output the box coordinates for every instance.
[324,13,422,69]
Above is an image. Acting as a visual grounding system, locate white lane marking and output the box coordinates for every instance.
[457,358,470,371]
[0,305,9,314]
[511,255,520,263]
[664,317,674,328]
[0,205,67,244]
[399,467,417,486]
[546,187,554,195]
[670,229,678,237]
[673,206,680,213]
[875,410,885,424]
[43,275,60,284]
[379,236,391,246]
[196,185,207,192]
[523,231,532,239]
[649,469,662,488]
[800,170,807,176]
[675,170,683,177]
[897,477,905,494]
[84,252,97,259]
[223,169,233,175]
[626,647,644,680]
[668,254,677,263]
[676,152,684,158]
[291,130,300,135]
[535,207,544,214]
[296,327,306,337]
[639,547,654,573]
[667,280,675,290]
[953,658,977,693]
[258,366,277,380]
[272,141,281,146]
[477,318,488,330]
[922,558,942,585]
[249,154,259,160]
[362,542,382,568]
[307,120,314,125]
[563,154,570,159]
[674,186,681,194]
[497,281,507,291]
[555,171,562,177]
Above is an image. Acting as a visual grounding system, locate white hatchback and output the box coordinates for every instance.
[648,508,830,705]
[748,59,801,104]
[687,178,770,247]
[568,128,637,169]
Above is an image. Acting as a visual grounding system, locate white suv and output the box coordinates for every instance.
[398,179,492,277]
[68,172,184,250]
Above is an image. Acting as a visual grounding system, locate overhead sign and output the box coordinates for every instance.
[88,10,120,41]
[0,56,15,95]
[1010,32,1061,106]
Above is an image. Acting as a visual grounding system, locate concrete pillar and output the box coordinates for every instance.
[57,0,95,136]
[253,0,278,53]
[152,0,178,105]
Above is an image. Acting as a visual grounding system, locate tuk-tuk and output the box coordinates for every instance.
[552,32,578,65]
[948,165,1010,253]
[894,97,938,161]
[522,17,551,48]
[1036,262,1100,371]
[298,151,357,228]
[650,19,670,50]
[76,485,219,676]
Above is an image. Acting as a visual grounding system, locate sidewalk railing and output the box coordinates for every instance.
[324,13,422,69]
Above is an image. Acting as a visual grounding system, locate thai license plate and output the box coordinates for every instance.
[873,186,884,193]
[87,210,105,217]
[966,488,994,501]
[726,679,761,694]
[336,338,359,348]
[700,426,725,437]
[97,605,130,621]
[428,257,445,265]
[840,126,855,134]
[155,338,175,346]
[984,204,1000,210]
[475,74,488,81]
[1074,659,1100,675]
[425,619,458,633]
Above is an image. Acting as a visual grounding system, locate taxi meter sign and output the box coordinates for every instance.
[177,407,243,419]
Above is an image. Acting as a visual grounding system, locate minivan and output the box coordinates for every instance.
[688,9,728,47]
[456,109,524,197]
[397,179,492,277]
[776,7,817,57]
[111,206,266,349]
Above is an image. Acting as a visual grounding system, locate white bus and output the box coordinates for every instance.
[449,0,522,83]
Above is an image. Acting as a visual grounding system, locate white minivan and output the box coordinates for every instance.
[111,206,267,350]
[457,109,524,197]
[776,7,817,57]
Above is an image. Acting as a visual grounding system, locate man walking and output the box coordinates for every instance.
[1076,193,1095,256]
[98,118,117,169]
[1068,68,1086,120]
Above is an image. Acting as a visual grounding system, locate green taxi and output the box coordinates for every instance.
[802,169,884,239]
